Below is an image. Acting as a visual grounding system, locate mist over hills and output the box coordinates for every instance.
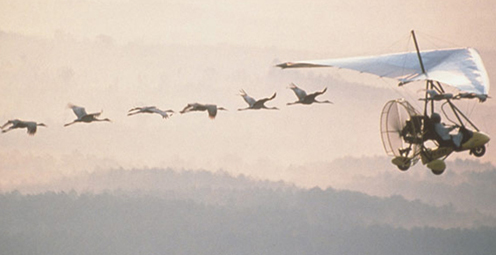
[293,157,496,215]
[1,167,496,255]
[2,152,496,220]
[5,163,496,229]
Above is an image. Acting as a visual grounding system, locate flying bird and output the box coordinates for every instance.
[128,106,174,119]
[1,119,46,135]
[64,104,111,127]
[238,89,278,111]
[179,103,227,119]
[287,83,333,105]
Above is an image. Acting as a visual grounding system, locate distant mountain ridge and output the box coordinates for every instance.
[0,188,496,255]
[1,171,496,255]
[8,166,495,230]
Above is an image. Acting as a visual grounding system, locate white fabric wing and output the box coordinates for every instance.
[278,48,489,96]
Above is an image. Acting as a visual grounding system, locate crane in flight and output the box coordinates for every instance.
[179,103,227,119]
[64,104,111,127]
[287,83,333,105]
[1,119,46,135]
[238,89,278,111]
[128,106,174,119]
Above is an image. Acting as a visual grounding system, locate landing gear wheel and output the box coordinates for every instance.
[392,157,411,171]
[427,159,446,175]
[471,146,486,157]
[431,168,445,175]
[397,161,411,171]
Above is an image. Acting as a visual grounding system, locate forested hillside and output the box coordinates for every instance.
[1,169,496,255]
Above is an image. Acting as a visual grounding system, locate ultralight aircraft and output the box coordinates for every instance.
[277,31,490,175]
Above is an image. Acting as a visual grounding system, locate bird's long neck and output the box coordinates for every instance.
[315,100,332,104]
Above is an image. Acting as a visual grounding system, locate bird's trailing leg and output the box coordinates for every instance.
[1,127,13,133]
[64,121,77,127]
[0,121,12,130]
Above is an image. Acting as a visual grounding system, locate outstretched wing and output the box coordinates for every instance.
[150,108,173,118]
[278,48,490,96]
[239,90,256,107]
[255,92,276,107]
[206,105,218,119]
[87,111,102,117]
[289,83,307,100]
[25,122,37,135]
[307,87,327,98]
[68,104,88,118]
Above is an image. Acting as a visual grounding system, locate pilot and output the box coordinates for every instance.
[431,113,463,149]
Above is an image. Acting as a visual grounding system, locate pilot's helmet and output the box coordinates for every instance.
[431,113,441,123]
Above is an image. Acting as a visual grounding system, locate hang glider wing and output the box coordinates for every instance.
[277,48,489,96]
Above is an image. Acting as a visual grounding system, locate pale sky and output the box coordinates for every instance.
[2,0,496,52]
[1,0,495,194]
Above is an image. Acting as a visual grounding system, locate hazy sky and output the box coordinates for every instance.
[2,0,496,52]
[1,0,495,192]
